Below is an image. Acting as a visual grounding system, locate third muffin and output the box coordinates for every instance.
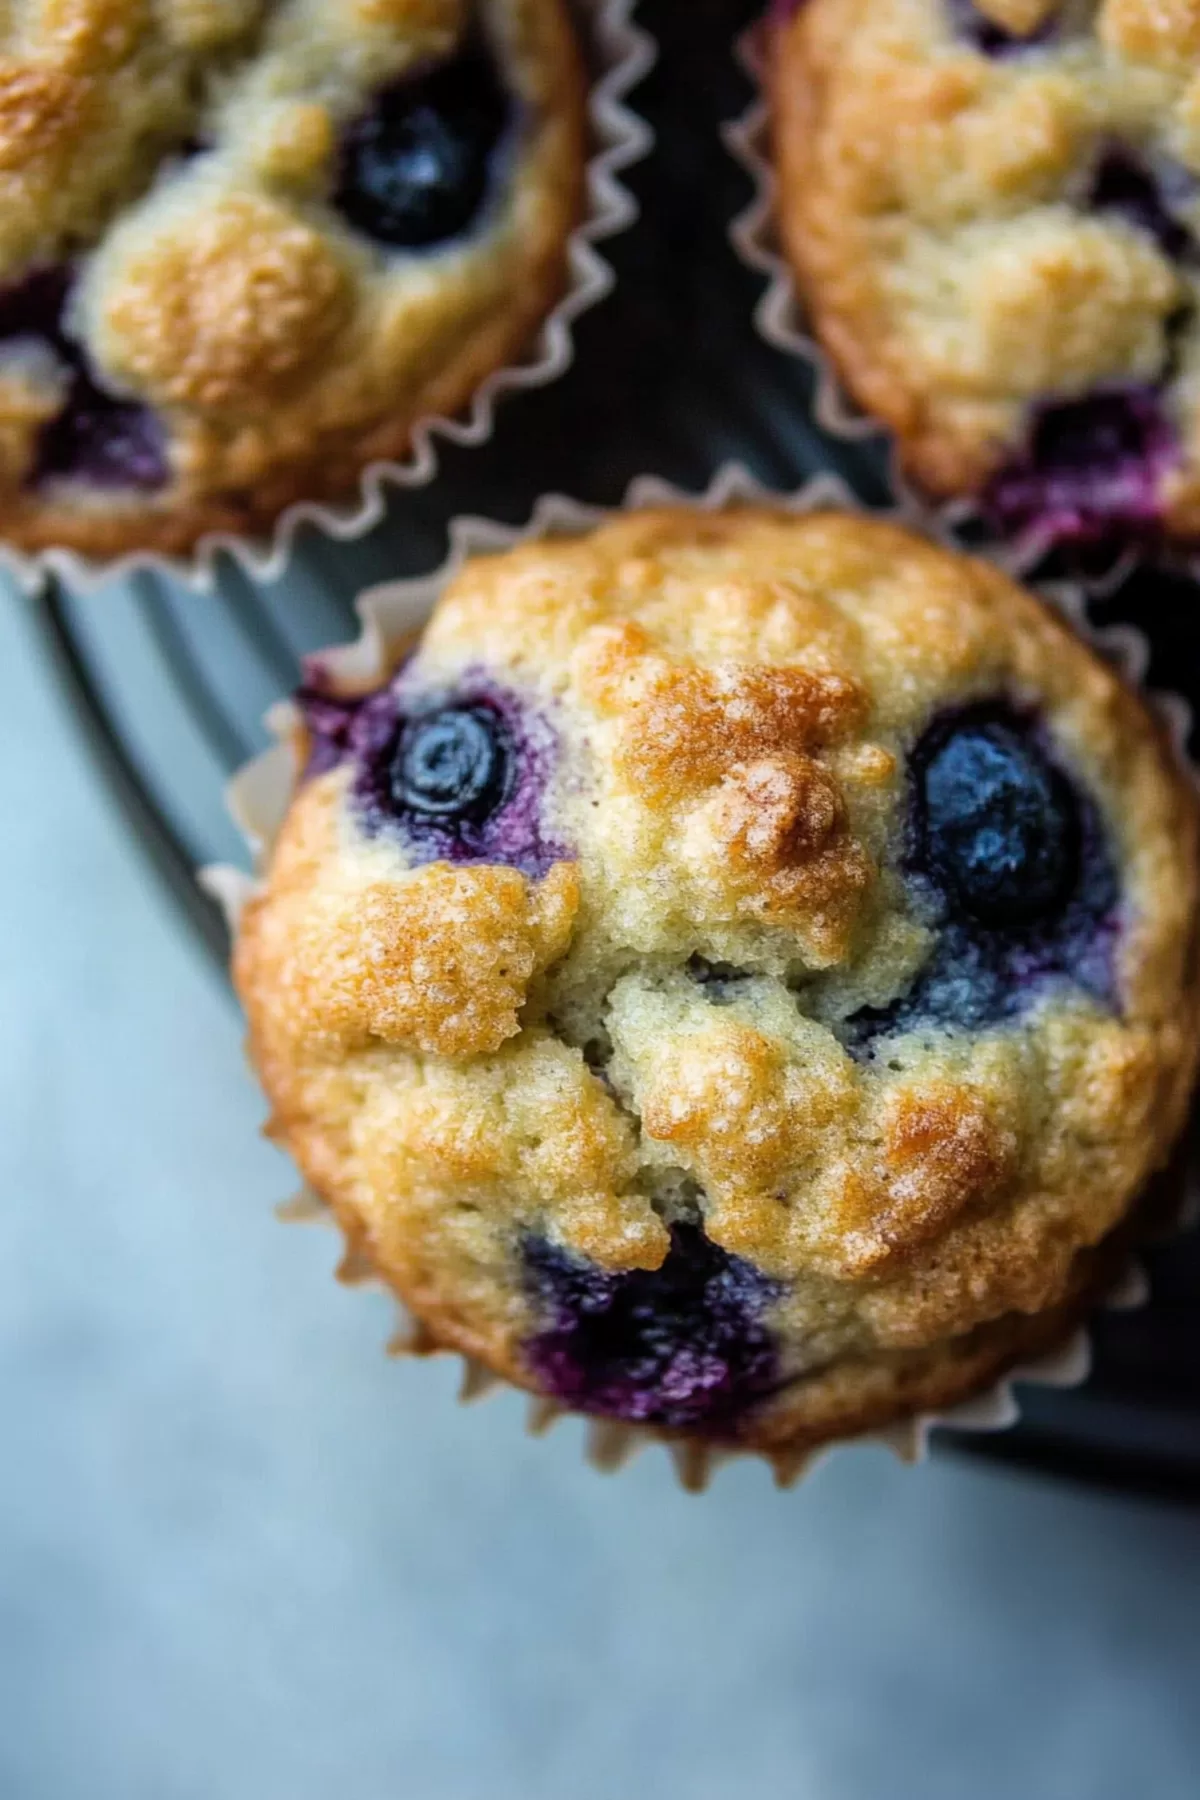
[771,1,1200,542]
[0,0,585,559]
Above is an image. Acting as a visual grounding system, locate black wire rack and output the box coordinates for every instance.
[28,0,1200,1502]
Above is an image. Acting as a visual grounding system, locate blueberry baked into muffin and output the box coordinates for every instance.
[235,510,1200,1463]
[771,0,1200,542]
[0,0,584,558]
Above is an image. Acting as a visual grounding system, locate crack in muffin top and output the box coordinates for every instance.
[771,0,1200,543]
[234,509,1200,1449]
[0,0,584,556]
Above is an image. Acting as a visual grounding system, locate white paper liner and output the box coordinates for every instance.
[202,463,1198,1491]
[724,15,1141,590]
[0,0,654,598]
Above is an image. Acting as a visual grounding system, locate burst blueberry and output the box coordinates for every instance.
[298,672,570,880]
[34,370,167,490]
[0,264,167,492]
[843,706,1120,1051]
[390,704,512,824]
[335,50,510,249]
[986,387,1176,541]
[522,1224,784,1432]
[916,713,1076,928]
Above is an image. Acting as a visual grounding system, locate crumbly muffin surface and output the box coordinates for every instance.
[772,0,1200,541]
[0,0,583,557]
[235,509,1200,1455]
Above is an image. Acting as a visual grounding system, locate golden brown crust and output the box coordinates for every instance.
[102,194,355,409]
[0,0,586,559]
[769,0,1200,531]
[236,775,582,1058]
[235,508,1200,1457]
[322,1190,1120,1467]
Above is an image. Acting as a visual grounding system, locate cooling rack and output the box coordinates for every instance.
[31,0,1200,1501]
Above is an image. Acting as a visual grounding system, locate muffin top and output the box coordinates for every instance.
[0,0,583,559]
[235,509,1200,1457]
[772,0,1200,543]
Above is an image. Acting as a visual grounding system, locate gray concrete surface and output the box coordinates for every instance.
[2,594,1199,1800]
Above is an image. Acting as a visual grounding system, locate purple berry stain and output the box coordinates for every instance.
[34,369,167,489]
[980,147,1197,547]
[985,387,1177,543]
[522,1223,784,1433]
[295,676,400,780]
[0,264,167,491]
[335,48,510,250]
[297,665,569,880]
[845,704,1120,1051]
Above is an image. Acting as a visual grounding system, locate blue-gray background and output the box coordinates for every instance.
[5,595,1200,1800]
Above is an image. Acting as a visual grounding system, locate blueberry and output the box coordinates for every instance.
[1087,143,1196,264]
[946,0,1057,55]
[986,387,1176,541]
[917,714,1077,928]
[334,50,510,249]
[841,706,1120,1051]
[0,264,168,492]
[311,673,570,879]
[522,1224,783,1433]
[390,704,511,823]
[34,371,167,491]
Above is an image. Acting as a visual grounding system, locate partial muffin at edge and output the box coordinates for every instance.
[0,0,585,557]
[771,0,1200,542]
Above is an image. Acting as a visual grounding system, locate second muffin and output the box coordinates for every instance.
[771,0,1200,543]
[235,508,1200,1461]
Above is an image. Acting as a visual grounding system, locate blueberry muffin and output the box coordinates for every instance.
[771,0,1200,542]
[234,509,1200,1464]
[0,0,584,559]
